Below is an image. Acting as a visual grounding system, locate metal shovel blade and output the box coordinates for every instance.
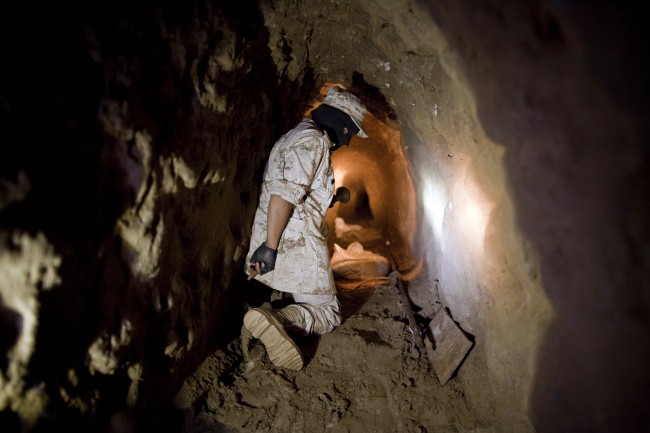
[425,308,474,385]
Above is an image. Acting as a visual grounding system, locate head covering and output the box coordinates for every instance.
[311,104,358,147]
[321,86,368,138]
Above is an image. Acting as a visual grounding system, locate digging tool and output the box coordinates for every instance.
[390,270,427,354]
[425,307,474,385]
[383,243,474,385]
[383,244,426,355]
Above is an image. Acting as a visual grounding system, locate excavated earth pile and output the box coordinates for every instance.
[177,280,484,433]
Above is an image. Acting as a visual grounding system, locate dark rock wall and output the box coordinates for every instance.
[0,0,648,432]
[1,1,314,430]
[424,2,650,431]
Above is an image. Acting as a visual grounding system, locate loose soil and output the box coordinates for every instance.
[177,277,490,433]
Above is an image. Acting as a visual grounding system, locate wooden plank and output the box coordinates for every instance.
[425,308,474,385]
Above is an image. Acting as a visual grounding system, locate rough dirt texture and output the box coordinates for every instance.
[0,0,648,432]
[177,280,485,433]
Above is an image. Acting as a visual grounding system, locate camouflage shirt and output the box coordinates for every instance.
[246,119,336,295]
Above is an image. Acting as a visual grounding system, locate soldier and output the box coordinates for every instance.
[244,86,368,369]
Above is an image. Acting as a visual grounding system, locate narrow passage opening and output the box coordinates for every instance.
[308,83,419,294]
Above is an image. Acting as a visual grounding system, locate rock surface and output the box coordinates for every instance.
[0,1,647,432]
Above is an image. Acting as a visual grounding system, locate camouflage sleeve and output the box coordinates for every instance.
[268,179,305,205]
[268,136,325,206]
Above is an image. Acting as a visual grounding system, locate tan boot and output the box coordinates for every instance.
[243,308,304,370]
[276,305,308,334]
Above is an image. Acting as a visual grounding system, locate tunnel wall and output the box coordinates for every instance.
[262,0,649,431]
[0,1,317,430]
[0,0,647,431]
[422,2,650,431]
[263,1,552,430]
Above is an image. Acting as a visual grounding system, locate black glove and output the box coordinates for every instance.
[250,243,278,275]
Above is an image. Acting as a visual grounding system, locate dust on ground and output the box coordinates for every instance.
[175,274,491,433]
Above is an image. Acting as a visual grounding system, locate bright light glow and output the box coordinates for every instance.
[422,176,448,243]
[333,165,348,187]
[421,160,493,257]
[451,167,493,254]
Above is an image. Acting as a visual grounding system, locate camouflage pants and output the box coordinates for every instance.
[272,292,341,335]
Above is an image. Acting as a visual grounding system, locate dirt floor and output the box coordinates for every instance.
[176,272,493,433]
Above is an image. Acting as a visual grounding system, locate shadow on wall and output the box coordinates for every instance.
[526,158,650,433]
[422,1,650,431]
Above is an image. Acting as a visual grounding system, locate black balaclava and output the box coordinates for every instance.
[311,104,360,150]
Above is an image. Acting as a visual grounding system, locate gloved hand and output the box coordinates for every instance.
[250,243,278,275]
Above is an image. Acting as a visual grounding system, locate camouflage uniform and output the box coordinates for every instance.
[245,118,341,334]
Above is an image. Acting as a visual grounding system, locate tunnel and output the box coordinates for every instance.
[0,1,648,432]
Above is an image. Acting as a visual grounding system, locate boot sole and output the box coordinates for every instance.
[243,308,304,370]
